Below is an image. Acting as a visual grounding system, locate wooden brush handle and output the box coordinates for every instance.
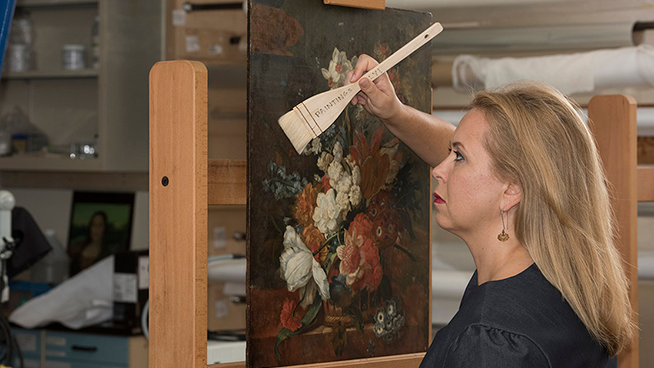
[362,22,443,82]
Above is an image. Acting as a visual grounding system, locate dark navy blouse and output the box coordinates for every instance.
[420,263,616,368]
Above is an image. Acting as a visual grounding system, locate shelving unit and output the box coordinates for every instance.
[0,0,163,172]
[3,68,98,79]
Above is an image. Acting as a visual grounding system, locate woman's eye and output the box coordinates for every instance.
[453,150,464,162]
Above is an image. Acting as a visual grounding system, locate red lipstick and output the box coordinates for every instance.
[433,193,445,204]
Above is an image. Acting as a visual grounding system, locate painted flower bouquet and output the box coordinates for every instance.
[263,46,423,361]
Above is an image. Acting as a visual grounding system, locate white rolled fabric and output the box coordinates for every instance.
[208,258,246,283]
[640,250,654,280]
[452,45,654,95]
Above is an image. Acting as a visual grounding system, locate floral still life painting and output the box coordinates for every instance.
[247,1,433,366]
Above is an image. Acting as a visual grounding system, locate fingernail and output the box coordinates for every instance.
[350,74,356,83]
[360,78,370,89]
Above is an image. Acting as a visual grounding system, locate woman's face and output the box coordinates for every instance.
[90,214,106,243]
[432,108,507,239]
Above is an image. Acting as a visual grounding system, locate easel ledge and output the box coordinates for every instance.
[210,353,425,368]
[323,0,385,11]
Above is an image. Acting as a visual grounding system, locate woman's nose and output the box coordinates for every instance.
[432,162,446,182]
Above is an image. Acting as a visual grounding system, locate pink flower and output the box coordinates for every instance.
[336,216,383,292]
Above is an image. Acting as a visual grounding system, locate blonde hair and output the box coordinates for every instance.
[471,82,634,356]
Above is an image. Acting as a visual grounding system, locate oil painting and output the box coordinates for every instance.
[247,1,433,366]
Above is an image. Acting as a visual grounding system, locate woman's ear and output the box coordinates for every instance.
[502,182,522,211]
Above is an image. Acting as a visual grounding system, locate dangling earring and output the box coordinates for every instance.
[498,209,509,242]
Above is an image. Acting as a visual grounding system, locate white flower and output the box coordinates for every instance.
[279,226,330,308]
[344,154,357,170]
[313,189,341,235]
[304,137,322,155]
[351,165,361,186]
[336,190,351,214]
[327,160,343,184]
[320,48,355,89]
[332,141,343,163]
[380,140,401,185]
[349,185,362,206]
[386,160,401,185]
[379,141,399,159]
[317,152,333,172]
[334,173,352,194]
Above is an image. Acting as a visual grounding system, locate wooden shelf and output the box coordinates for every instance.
[2,69,98,80]
[208,159,246,205]
[16,0,97,6]
[639,165,654,202]
[0,155,101,171]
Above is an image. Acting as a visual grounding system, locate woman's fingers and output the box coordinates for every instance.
[350,54,379,83]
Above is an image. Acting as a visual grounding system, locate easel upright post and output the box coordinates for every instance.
[588,95,639,368]
[149,60,209,368]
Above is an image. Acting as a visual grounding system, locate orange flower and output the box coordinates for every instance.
[280,298,303,331]
[302,225,327,263]
[294,183,318,227]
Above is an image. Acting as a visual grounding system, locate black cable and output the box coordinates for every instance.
[0,312,22,368]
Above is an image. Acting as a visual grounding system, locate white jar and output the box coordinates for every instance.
[7,44,32,72]
[62,44,86,70]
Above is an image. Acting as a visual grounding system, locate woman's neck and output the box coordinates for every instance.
[464,232,534,285]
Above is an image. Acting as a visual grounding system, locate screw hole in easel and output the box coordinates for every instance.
[162,176,169,187]
[424,34,428,38]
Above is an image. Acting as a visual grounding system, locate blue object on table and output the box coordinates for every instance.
[1,0,18,74]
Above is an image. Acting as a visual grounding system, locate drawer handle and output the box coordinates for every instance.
[71,345,98,352]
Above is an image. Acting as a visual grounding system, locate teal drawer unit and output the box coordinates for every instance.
[44,331,128,367]
[44,360,127,368]
[9,328,41,368]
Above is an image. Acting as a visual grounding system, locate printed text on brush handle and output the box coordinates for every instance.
[311,86,358,120]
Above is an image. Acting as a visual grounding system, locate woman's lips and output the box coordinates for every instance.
[433,193,445,204]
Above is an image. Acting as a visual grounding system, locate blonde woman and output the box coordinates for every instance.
[347,55,634,367]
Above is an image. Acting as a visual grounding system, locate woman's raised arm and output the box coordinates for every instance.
[348,54,455,167]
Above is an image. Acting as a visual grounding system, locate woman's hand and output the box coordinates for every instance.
[346,54,404,121]
[346,54,455,167]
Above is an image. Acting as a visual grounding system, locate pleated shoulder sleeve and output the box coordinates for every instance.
[441,324,551,368]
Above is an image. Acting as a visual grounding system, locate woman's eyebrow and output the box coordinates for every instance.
[452,141,465,151]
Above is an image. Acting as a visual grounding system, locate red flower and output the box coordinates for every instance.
[349,213,373,240]
[372,209,402,249]
[349,129,390,200]
[367,190,395,220]
[320,175,332,193]
[280,298,303,331]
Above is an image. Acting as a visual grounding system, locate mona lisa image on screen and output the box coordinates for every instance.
[67,191,135,277]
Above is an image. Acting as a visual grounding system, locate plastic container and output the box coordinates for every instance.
[91,16,100,69]
[62,44,86,70]
[30,229,70,285]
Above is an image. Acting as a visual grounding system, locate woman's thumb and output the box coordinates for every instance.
[359,78,377,95]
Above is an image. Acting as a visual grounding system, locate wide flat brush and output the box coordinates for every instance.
[278,22,443,154]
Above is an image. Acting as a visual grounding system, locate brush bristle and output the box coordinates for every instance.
[278,109,315,154]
